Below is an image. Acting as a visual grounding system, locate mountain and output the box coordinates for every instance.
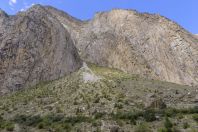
[1,5,197,94]
[0,5,82,94]
[0,5,198,132]
[46,7,198,86]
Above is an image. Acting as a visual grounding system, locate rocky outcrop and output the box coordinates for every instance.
[0,5,82,94]
[0,5,198,94]
[47,7,198,86]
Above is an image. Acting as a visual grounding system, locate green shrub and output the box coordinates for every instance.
[94,97,100,103]
[37,122,44,129]
[111,111,141,125]
[186,106,198,114]
[183,122,190,129]
[158,128,167,132]
[64,115,92,125]
[164,117,173,131]
[192,114,198,122]
[0,117,14,131]
[164,108,177,117]
[135,123,152,132]
[114,103,123,109]
[94,112,105,119]
[45,114,64,123]
[13,115,27,124]
[143,109,156,122]
[13,115,42,126]
[5,123,14,131]
[62,123,71,131]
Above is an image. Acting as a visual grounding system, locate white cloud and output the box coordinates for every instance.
[20,3,35,12]
[9,0,17,6]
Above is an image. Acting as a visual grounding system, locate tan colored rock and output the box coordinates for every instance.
[47,7,198,86]
[0,5,198,95]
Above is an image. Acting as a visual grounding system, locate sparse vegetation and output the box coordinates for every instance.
[135,123,152,132]
[11,114,93,131]
[0,64,197,131]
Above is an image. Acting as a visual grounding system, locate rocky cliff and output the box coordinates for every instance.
[0,5,198,94]
[0,5,82,94]
[46,7,198,86]
[0,5,198,132]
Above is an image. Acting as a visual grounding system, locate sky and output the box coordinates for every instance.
[0,0,197,34]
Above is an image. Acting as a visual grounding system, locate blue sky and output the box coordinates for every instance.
[0,0,197,33]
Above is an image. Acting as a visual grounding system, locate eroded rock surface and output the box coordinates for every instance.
[0,5,198,94]
[0,5,82,94]
[47,7,198,86]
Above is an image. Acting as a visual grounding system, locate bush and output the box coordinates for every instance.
[158,128,167,132]
[45,114,64,123]
[164,108,177,117]
[37,122,44,129]
[135,123,152,132]
[13,115,42,126]
[0,117,14,131]
[183,122,190,129]
[143,109,156,122]
[94,112,105,119]
[164,117,173,131]
[64,115,92,125]
[111,111,141,125]
[10,114,94,131]
[192,114,198,122]
[114,103,123,109]
[5,123,14,131]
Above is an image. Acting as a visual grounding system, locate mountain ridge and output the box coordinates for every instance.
[45,5,198,86]
[0,5,198,132]
[0,4,198,93]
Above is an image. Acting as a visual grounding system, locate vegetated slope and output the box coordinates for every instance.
[0,5,82,94]
[0,63,197,131]
[46,6,198,86]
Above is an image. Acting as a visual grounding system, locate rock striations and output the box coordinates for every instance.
[47,7,198,86]
[0,5,198,94]
[0,5,82,94]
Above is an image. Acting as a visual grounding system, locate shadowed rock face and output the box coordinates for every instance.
[0,5,82,94]
[46,7,198,86]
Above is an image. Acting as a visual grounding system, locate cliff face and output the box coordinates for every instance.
[0,5,82,94]
[0,5,198,94]
[47,7,198,86]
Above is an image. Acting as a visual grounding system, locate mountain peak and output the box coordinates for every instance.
[0,9,8,17]
[0,5,82,94]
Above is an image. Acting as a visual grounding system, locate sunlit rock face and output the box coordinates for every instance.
[0,5,198,94]
[46,7,198,86]
[0,5,82,94]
